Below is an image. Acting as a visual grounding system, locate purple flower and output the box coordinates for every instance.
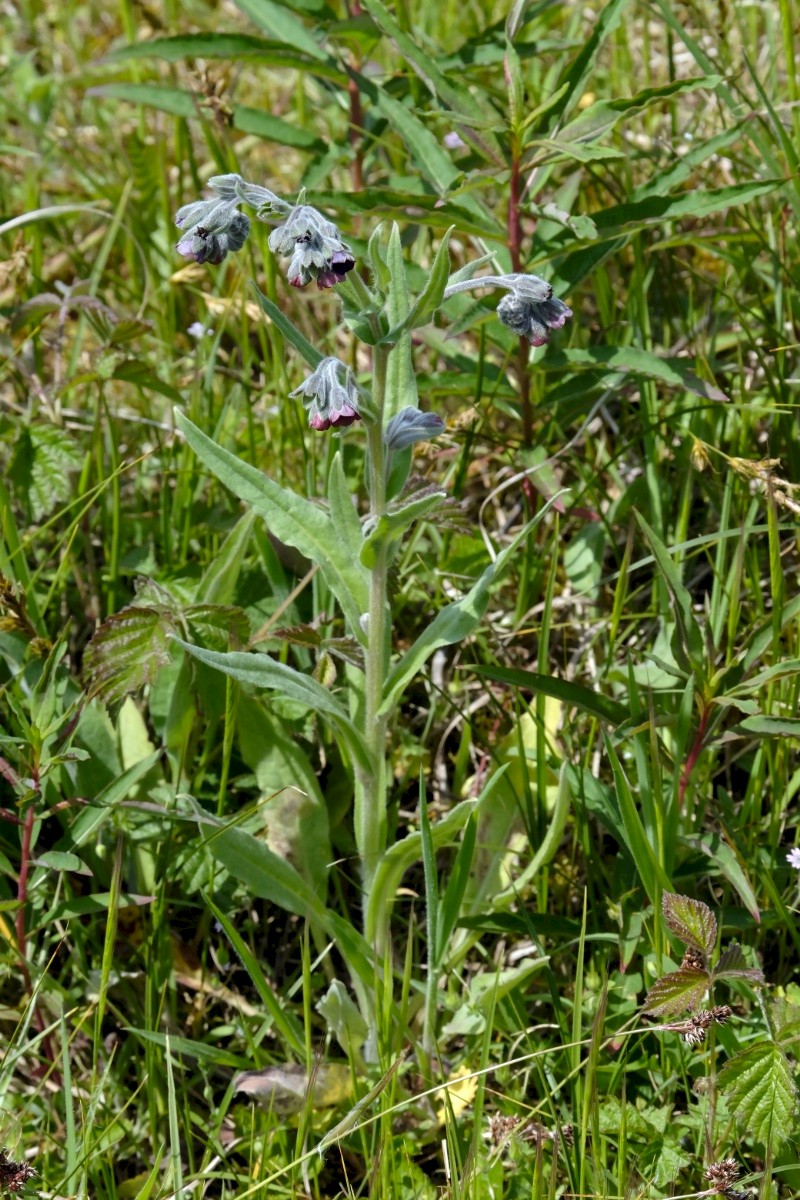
[269,206,355,290]
[289,357,361,432]
[496,290,573,347]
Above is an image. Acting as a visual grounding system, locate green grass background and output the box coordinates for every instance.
[1,0,800,1196]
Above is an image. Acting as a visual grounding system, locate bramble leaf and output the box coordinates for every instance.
[641,968,710,1016]
[662,891,717,954]
[717,1041,797,1154]
[83,606,174,706]
[713,942,765,986]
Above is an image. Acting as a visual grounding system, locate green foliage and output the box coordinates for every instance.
[718,1038,797,1155]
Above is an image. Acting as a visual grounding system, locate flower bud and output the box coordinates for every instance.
[384,407,445,453]
[289,357,362,432]
[497,291,572,347]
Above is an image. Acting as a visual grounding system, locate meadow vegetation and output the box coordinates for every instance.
[1,0,800,1196]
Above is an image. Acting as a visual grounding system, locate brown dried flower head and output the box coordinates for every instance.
[0,1149,36,1194]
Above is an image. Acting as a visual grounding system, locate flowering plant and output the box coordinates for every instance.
[171,174,572,1042]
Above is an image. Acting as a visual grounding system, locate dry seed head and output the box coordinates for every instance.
[705,1159,740,1192]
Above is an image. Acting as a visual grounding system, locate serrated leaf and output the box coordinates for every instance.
[184,604,250,650]
[641,968,711,1016]
[10,426,84,521]
[83,606,174,706]
[662,891,717,954]
[714,942,764,985]
[718,1041,797,1153]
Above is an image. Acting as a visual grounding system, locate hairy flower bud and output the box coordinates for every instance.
[384,407,445,453]
[268,205,355,290]
[289,357,361,432]
[174,179,256,267]
[442,270,572,347]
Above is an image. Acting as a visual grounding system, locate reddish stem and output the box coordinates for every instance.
[678,706,711,810]
[508,152,533,447]
[348,76,365,192]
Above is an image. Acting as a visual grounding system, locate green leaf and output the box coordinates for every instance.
[558,77,721,143]
[83,606,174,706]
[383,223,418,443]
[718,1041,797,1153]
[635,512,706,676]
[471,665,628,726]
[603,735,671,899]
[174,638,371,771]
[591,179,783,237]
[360,491,446,569]
[87,83,196,118]
[662,891,717,954]
[233,106,324,151]
[328,453,366,576]
[379,500,563,716]
[316,981,369,1055]
[357,0,505,164]
[714,942,765,985]
[175,410,368,637]
[737,715,800,737]
[251,283,324,368]
[641,967,711,1015]
[10,425,84,521]
[553,0,631,125]
[203,823,326,919]
[546,346,728,403]
[383,227,453,342]
[232,0,328,60]
[107,33,347,81]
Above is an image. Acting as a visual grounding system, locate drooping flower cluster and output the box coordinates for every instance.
[268,205,355,290]
[174,174,355,290]
[174,173,285,266]
[384,407,445,453]
[443,271,572,347]
[289,358,361,431]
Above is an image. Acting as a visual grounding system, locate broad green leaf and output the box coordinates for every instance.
[718,1041,797,1153]
[251,283,323,368]
[360,491,446,569]
[10,425,83,522]
[316,980,369,1054]
[328,453,365,573]
[379,501,563,716]
[233,106,324,151]
[471,665,628,726]
[203,823,326,919]
[382,227,453,342]
[174,638,371,770]
[737,715,800,737]
[662,891,717,954]
[175,410,368,637]
[641,967,711,1015]
[237,696,331,900]
[636,512,706,676]
[87,83,196,118]
[83,605,174,705]
[309,186,501,238]
[546,346,727,403]
[232,0,328,61]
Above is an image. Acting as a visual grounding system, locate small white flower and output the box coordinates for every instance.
[786,847,800,869]
[187,321,211,339]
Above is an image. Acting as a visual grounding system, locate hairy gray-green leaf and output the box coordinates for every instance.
[175,410,367,639]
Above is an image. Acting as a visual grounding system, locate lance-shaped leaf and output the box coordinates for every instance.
[252,284,323,368]
[378,496,564,716]
[382,227,454,342]
[718,1041,797,1154]
[175,410,368,641]
[174,638,371,771]
[662,891,717,954]
[642,968,711,1016]
[360,491,446,569]
[635,514,706,677]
